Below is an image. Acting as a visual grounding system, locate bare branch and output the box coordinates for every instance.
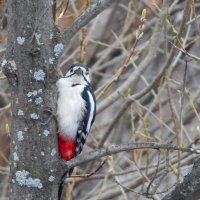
[65,142,199,169]
[63,0,114,43]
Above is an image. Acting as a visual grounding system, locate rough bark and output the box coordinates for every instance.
[5,0,64,199]
[162,158,200,200]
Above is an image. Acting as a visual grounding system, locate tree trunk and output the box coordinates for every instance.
[5,0,63,199]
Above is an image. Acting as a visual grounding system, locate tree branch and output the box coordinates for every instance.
[162,157,200,200]
[65,142,200,169]
[63,0,113,44]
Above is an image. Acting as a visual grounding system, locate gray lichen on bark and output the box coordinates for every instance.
[5,0,63,199]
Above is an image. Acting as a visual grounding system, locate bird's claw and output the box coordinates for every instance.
[43,106,54,114]
[41,106,57,125]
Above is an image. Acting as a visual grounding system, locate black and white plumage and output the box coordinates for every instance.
[75,84,96,155]
[56,63,96,160]
[57,64,96,199]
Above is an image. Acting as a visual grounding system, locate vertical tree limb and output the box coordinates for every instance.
[5,0,63,199]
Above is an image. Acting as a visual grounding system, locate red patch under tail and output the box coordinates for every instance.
[58,129,76,161]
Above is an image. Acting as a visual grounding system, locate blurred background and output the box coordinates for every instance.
[1,0,200,199]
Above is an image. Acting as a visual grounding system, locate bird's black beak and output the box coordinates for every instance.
[75,68,82,76]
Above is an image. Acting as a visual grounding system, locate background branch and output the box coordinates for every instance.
[66,142,199,169]
[63,0,114,43]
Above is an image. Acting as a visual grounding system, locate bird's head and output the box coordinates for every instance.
[64,63,90,85]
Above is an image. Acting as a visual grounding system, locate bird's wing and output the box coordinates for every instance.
[75,86,96,156]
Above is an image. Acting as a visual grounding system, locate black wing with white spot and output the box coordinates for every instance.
[75,85,96,156]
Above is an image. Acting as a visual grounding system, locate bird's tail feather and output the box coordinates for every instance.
[58,168,74,200]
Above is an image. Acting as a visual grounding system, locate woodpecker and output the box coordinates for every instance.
[56,63,96,198]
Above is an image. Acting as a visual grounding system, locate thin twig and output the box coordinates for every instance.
[96,9,146,100]
[70,159,107,178]
[0,103,11,113]
[0,76,7,80]
[168,40,200,61]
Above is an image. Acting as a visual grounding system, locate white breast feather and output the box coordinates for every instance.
[56,78,86,139]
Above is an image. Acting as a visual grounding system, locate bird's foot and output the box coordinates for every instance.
[41,106,57,125]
